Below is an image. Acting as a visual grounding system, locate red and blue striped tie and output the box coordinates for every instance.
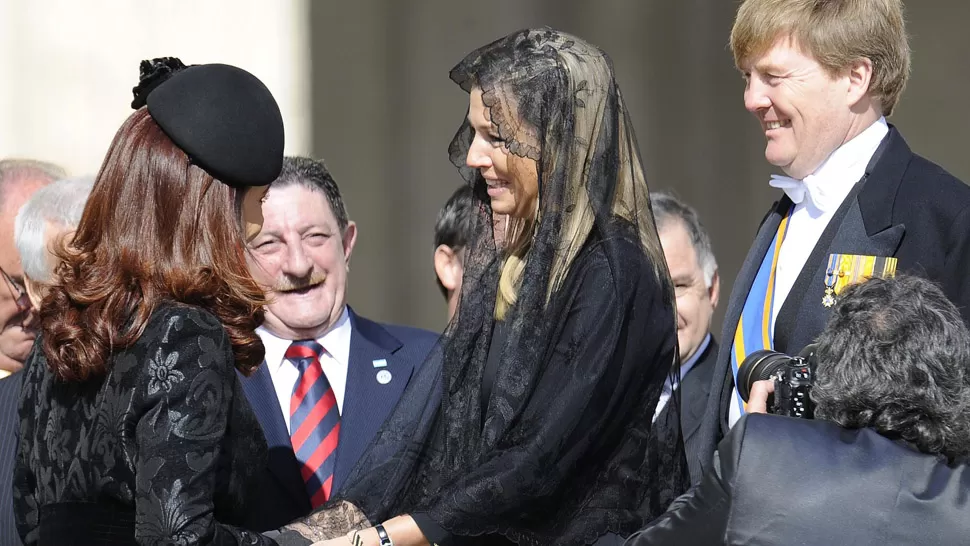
[286,340,340,508]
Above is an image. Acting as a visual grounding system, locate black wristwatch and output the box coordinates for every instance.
[375,524,393,546]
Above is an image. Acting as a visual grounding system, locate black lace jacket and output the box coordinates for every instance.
[13,304,274,545]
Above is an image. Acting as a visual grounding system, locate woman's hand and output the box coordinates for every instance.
[279,500,370,543]
[311,539,354,546]
[311,531,379,546]
[746,379,774,414]
[315,516,429,546]
[344,527,380,546]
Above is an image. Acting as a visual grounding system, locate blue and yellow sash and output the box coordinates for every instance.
[731,207,793,415]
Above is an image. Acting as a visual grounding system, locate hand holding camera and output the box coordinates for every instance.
[745,380,774,414]
[738,345,817,418]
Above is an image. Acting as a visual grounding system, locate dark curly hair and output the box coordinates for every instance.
[40,108,267,381]
[812,275,970,461]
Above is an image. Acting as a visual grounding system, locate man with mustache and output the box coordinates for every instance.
[240,156,438,531]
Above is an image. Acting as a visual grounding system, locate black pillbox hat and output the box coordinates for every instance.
[132,58,284,187]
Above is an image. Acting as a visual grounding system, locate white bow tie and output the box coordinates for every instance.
[769,174,837,212]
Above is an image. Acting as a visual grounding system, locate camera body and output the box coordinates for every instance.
[738,345,817,419]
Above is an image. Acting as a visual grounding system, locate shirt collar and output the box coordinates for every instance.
[679,332,711,380]
[811,116,889,184]
[258,306,352,372]
[768,117,889,213]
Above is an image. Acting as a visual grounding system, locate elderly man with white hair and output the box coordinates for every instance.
[14,175,95,308]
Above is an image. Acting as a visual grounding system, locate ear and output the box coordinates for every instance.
[434,245,461,292]
[342,221,358,267]
[24,277,45,310]
[709,270,721,310]
[846,57,874,108]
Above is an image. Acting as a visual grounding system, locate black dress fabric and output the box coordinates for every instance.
[277,28,688,546]
[410,319,512,546]
[479,320,507,421]
[13,303,274,545]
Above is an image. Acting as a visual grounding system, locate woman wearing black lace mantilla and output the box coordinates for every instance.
[13,59,284,544]
[276,28,688,546]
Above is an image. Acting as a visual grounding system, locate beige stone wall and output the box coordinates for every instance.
[0,0,311,176]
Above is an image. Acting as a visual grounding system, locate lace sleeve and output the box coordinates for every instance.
[274,501,371,546]
[132,308,277,545]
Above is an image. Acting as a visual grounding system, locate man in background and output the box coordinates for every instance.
[0,159,65,376]
[0,158,67,546]
[240,156,438,531]
[433,185,475,323]
[650,192,719,481]
[14,175,95,307]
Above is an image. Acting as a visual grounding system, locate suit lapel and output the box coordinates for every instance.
[237,364,310,512]
[681,340,717,443]
[773,128,908,353]
[333,309,414,493]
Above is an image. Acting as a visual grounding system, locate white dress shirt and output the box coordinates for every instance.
[258,306,352,433]
[729,117,889,427]
[654,333,711,422]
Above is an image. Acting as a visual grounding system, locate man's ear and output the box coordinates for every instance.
[846,57,874,109]
[434,245,461,292]
[709,270,721,310]
[342,221,358,268]
[24,276,45,310]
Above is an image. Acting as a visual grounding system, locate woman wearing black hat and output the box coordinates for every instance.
[12,59,285,545]
[277,28,687,546]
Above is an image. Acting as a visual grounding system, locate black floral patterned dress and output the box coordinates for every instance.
[13,303,275,545]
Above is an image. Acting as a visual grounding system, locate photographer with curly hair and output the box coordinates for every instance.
[625,275,970,545]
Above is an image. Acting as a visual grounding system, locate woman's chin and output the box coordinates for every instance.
[489,198,515,216]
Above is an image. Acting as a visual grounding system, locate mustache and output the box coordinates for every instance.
[270,272,327,293]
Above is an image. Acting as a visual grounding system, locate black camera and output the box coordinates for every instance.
[738,344,817,419]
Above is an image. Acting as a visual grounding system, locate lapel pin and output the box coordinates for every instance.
[372,359,388,368]
[376,369,392,385]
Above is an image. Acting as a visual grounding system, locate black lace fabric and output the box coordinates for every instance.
[279,27,688,545]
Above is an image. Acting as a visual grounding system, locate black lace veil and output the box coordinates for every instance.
[282,28,688,546]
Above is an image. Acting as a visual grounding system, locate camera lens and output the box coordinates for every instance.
[737,350,792,402]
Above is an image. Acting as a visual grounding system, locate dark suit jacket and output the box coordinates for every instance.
[692,127,970,484]
[656,337,716,481]
[238,308,438,531]
[626,414,970,545]
[1,372,23,546]
[680,338,716,477]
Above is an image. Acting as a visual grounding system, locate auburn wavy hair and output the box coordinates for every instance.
[41,108,267,381]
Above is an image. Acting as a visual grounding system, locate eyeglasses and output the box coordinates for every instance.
[0,266,31,320]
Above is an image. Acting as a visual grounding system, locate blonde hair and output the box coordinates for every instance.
[495,215,535,321]
[493,89,661,321]
[730,0,910,115]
